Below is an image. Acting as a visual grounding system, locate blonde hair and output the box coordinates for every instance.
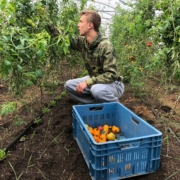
[80,10,101,32]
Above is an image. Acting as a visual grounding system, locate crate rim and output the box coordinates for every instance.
[73,102,162,145]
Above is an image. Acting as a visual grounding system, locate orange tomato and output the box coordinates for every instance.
[112,126,120,133]
[103,124,109,129]
[99,134,106,143]
[94,136,100,142]
[102,128,109,135]
[100,134,106,139]
[88,127,94,135]
[99,137,106,143]
[93,128,100,137]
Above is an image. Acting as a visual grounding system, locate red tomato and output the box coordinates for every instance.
[146,42,151,47]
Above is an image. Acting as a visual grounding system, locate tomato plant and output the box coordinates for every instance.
[0,0,87,96]
[110,0,180,92]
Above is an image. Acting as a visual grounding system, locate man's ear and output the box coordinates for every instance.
[88,22,93,29]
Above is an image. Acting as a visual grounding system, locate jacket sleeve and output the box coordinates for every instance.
[70,36,86,52]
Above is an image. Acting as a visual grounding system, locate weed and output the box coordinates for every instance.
[14,117,26,127]
[0,102,17,117]
[34,117,42,124]
[42,107,50,114]
[21,101,30,112]
[0,149,7,161]
[49,100,56,106]
[60,90,67,97]
[48,91,53,95]
[56,95,62,100]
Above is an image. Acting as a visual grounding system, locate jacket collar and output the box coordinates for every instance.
[88,32,107,49]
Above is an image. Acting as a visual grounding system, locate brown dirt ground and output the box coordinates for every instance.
[0,77,180,180]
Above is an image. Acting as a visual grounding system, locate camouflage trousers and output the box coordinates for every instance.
[64,76,124,104]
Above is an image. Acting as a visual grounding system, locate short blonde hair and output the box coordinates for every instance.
[80,10,101,32]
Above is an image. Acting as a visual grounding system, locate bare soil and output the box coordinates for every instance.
[0,77,180,180]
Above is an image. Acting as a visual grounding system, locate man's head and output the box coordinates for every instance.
[78,10,101,36]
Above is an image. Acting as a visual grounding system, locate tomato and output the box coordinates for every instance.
[107,132,115,141]
[112,126,120,133]
[130,56,135,60]
[146,41,151,47]
[25,18,36,27]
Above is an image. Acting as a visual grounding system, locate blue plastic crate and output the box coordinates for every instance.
[72,102,162,180]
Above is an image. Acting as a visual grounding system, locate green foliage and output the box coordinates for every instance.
[0,102,17,117]
[42,107,50,114]
[110,0,180,92]
[49,100,56,106]
[154,0,180,81]
[0,149,7,161]
[34,117,42,124]
[60,90,67,97]
[14,117,26,126]
[0,0,87,96]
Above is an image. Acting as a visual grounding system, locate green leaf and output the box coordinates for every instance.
[20,38,26,46]
[63,43,69,54]
[2,36,9,42]
[175,25,180,31]
[16,44,24,49]
[7,2,15,13]
[0,0,7,10]
[4,60,11,66]
[1,71,8,80]
[1,60,13,80]
[25,80,34,86]
[17,65,22,72]
[35,69,43,78]
[36,49,44,57]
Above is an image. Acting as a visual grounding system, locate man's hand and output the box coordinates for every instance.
[76,81,87,94]
[47,24,59,37]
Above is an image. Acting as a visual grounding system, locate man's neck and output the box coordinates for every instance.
[85,30,98,44]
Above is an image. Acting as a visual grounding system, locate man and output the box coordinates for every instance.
[64,10,124,104]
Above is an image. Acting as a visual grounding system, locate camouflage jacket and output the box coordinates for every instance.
[70,32,121,86]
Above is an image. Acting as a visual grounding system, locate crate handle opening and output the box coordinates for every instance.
[120,144,139,150]
[89,106,103,111]
[132,117,139,125]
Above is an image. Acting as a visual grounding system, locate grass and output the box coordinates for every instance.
[64,146,77,156]
[39,129,65,159]
[9,162,24,180]
[165,169,180,180]
[26,153,35,173]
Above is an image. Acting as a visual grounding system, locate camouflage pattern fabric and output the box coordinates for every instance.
[70,32,121,86]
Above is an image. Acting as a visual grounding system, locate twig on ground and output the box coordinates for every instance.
[69,171,74,180]
[36,167,48,180]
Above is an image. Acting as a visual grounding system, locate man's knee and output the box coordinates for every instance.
[90,84,119,102]
[64,79,73,91]
[90,85,104,99]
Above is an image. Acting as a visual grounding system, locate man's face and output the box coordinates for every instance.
[77,15,91,36]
